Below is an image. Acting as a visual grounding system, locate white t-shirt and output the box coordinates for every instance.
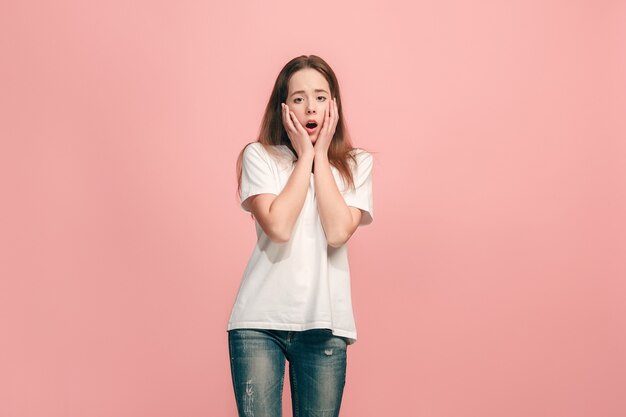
[227,142,374,344]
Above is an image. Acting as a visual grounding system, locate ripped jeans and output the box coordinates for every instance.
[228,328,348,417]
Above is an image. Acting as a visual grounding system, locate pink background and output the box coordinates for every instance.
[1,1,625,416]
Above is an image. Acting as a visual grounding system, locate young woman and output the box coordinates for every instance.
[227,55,374,417]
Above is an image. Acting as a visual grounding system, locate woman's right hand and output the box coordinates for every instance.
[281,103,314,159]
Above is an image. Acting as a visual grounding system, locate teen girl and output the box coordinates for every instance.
[228,55,374,417]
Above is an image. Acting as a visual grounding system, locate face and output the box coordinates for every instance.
[286,68,332,142]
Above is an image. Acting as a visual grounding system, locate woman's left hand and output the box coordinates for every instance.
[314,97,339,157]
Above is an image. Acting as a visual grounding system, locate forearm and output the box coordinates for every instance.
[268,152,314,241]
[313,152,353,247]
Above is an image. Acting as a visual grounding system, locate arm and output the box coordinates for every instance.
[248,152,314,243]
[313,152,363,248]
[311,98,369,247]
[246,101,318,243]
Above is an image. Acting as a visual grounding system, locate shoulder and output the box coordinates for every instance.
[242,142,294,171]
[244,142,291,158]
[242,142,273,165]
[243,141,265,157]
[349,147,372,158]
[349,148,374,168]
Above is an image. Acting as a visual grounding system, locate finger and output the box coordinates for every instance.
[322,103,333,138]
[290,111,306,133]
[324,101,331,131]
[288,110,298,126]
[318,103,327,132]
[328,98,337,131]
[283,104,296,132]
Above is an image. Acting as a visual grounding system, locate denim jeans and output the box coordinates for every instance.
[228,328,348,417]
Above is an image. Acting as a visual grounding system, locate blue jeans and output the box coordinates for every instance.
[228,328,348,417]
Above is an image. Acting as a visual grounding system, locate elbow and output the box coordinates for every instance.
[328,240,347,248]
[267,225,292,244]
[269,234,290,244]
[327,232,349,248]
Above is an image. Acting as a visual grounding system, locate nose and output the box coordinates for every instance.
[306,102,317,114]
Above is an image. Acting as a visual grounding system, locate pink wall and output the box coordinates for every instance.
[1,1,625,416]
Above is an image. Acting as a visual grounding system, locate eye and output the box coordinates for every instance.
[317,96,327,101]
[293,97,303,103]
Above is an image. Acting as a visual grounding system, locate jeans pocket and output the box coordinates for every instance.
[316,329,349,350]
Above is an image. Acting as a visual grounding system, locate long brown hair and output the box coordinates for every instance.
[236,55,367,201]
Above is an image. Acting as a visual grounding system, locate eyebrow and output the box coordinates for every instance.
[289,89,329,97]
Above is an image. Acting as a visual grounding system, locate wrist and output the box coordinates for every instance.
[298,150,315,162]
[314,150,329,160]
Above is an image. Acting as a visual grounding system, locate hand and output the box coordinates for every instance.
[281,103,314,159]
[314,97,339,158]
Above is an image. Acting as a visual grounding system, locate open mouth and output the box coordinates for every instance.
[305,121,318,129]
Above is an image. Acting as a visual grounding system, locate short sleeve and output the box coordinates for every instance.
[240,143,280,213]
[342,150,374,226]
